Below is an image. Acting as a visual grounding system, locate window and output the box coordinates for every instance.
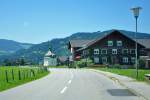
[131,57,135,64]
[117,41,122,46]
[83,50,88,55]
[130,49,135,54]
[101,49,107,54]
[112,49,117,54]
[122,49,128,54]
[94,57,99,63]
[94,49,99,54]
[123,57,128,63]
[102,57,107,64]
[108,41,113,46]
[83,50,86,55]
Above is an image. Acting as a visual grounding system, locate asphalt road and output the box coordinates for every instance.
[0,68,140,100]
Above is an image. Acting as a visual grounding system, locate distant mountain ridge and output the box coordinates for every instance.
[0,39,34,55]
[0,29,150,64]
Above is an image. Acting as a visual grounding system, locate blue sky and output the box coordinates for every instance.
[0,0,149,44]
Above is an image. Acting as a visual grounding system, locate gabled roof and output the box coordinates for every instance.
[77,30,146,51]
[45,50,55,57]
[69,40,93,48]
[136,39,150,48]
[90,29,150,40]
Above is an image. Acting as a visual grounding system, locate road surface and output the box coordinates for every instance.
[0,68,140,100]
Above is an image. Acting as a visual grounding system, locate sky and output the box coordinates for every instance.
[0,0,150,44]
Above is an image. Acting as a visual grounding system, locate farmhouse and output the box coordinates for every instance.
[68,30,150,66]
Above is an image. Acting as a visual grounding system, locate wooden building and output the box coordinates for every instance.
[68,40,93,61]
[68,30,150,65]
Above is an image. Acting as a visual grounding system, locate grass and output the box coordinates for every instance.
[0,66,49,91]
[48,65,68,68]
[92,67,150,81]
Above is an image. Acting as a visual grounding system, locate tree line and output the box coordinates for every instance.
[2,58,33,66]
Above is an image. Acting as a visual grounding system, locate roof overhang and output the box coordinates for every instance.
[77,30,146,52]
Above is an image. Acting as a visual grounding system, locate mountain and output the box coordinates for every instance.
[0,29,150,64]
[0,39,34,56]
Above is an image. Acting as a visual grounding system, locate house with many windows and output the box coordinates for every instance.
[68,30,150,66]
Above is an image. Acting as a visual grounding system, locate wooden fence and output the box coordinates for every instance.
[0,67,48,83]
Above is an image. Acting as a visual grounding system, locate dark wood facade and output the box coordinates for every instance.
[80,31,145,65]
[68,40,93,61]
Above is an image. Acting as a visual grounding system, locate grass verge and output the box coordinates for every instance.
[48,65,68,68]
[0,66,49,91]
[91,67,150,81]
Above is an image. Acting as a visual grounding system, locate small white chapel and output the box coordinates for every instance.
[43,47,57,66]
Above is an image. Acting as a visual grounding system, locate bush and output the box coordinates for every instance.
[91,64,108,68]
[109,64,121,69]
[86,58,94,67]
[76,58,94,68]
[76,61,86,68]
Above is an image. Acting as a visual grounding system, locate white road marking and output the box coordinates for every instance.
[60,70,74,94]
[68,80,72,84]
[60,86,67,94]
[70,71,74,79]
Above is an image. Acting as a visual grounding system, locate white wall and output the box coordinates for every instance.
[44,57,57,66]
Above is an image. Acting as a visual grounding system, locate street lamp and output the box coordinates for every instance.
[131,7,142,78]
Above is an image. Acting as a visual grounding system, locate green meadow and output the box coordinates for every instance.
[93,67,150,81]
[0,66,49,91]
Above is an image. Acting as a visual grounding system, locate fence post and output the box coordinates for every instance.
[30,69,32,77]
[38,68,41,74]
[5,70,8,83]
[23,70,25,79]
[40,67,42,73]
[22,71,24,80]
[31,69,35,77]
[18,70,21,80]
[45,67,48,72]
[12,69,14,81]
[26,70,28,79]
[28,70,31,78]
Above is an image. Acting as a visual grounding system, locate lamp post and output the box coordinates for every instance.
[131,7,142,78]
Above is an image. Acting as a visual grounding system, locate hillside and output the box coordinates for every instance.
[0,39,34,56]
[0,29,150,64]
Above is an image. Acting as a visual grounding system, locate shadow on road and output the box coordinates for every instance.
[107,89,137,96]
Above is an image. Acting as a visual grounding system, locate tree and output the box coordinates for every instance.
[20,58,25,65]
[3,59,12,66]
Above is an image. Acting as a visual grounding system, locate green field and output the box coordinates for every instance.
[92,67,150,81]
[0,66,49,91]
